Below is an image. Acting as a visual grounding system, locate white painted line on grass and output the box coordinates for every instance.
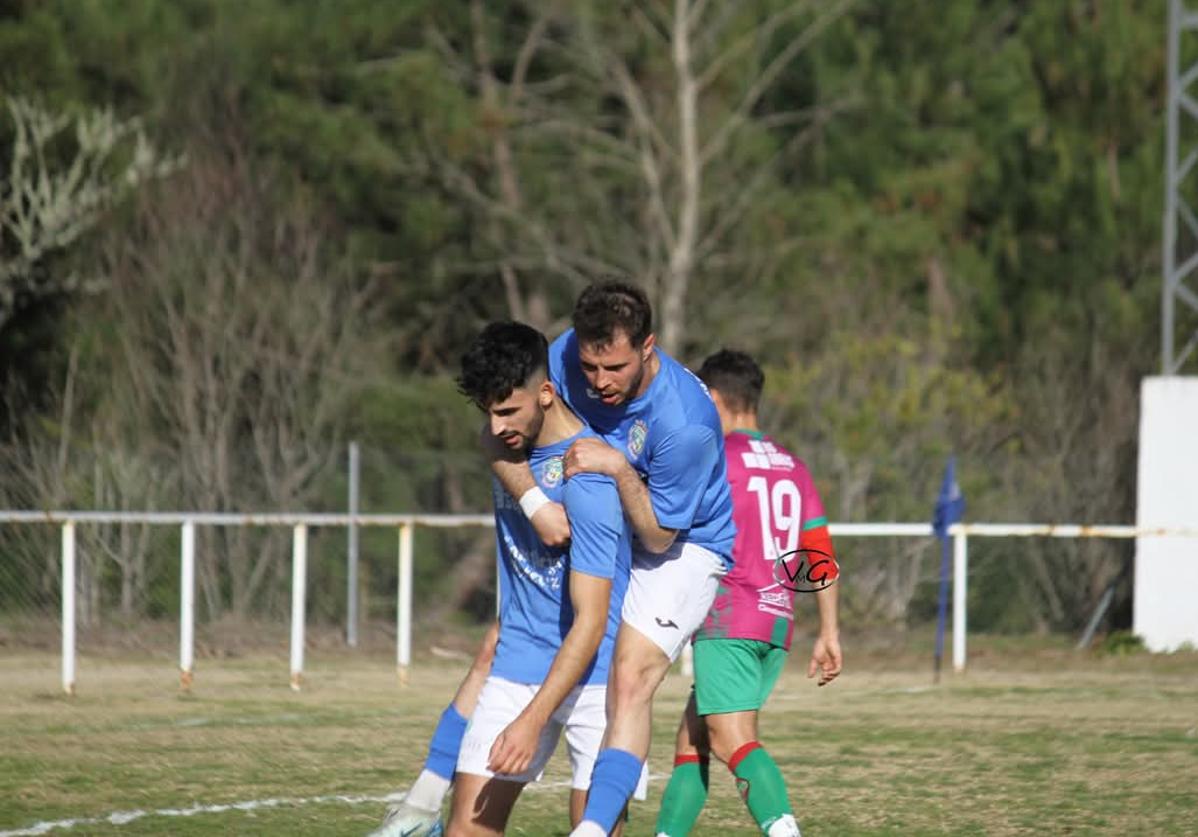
[0,792,402,836]
[0,775,666,836]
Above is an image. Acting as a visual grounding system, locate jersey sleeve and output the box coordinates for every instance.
[647,423,721,531]
[795,463,839,582]
[547,330,571,393]
[563,472,623,579]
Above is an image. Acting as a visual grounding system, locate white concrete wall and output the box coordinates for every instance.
[1135,376,1198,652]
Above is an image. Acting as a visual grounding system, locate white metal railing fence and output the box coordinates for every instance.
[2,510,1195,695]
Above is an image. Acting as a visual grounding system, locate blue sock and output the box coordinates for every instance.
[424,703,469,780]
[582,748,643,831]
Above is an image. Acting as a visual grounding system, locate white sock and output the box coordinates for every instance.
[766,813,801,837]
[405,769,451,811]
[570,820,607,837]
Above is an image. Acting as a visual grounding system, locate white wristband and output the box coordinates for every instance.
[519,486,552,520]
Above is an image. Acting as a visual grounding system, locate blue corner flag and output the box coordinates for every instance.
[933,456,965,539]
[932,456,965,683]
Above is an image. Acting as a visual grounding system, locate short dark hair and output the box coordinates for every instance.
[457,321,549,408]
[696,349,765,414]
[572,280,653,348]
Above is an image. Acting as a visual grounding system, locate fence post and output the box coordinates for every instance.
[347,441,360,648]
[681,643,694,677]
[290,524,308,691]
[952,529,968,672]
[61,522,76,696]
[397,522,413,686]
[180,521,196,691]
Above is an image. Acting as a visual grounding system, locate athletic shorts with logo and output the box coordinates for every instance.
[457,675,649,798]
[621,540,727,663]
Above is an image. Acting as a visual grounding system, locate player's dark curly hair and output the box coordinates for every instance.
[696,349,765,414]
[572,280,653,348]
[457,321,549,409]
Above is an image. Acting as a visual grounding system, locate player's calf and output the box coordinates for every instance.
[725,740,799,837]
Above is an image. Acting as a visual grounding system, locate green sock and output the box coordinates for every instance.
[655,755,709,836]
[729,742,793,834]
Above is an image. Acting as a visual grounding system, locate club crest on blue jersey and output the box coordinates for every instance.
[627,419,648,457]
[541,456,564,488]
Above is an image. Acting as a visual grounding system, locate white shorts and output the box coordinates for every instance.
[457,675,606,789]
[621,541,727,662]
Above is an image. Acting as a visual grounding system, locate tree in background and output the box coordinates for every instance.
[413,0,857,354]
[0,97,174,329]
[0,0,1173,635]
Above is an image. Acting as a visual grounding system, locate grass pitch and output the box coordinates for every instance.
[1,634,1196,836]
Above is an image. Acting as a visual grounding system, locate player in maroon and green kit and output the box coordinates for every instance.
[655,350,843,837]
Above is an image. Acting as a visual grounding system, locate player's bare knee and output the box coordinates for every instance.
[705,716,752,764]
[609,656,666,711]
[706,731,737,764]
[446,805,474,836]
[608,669,652,713]
[447,799,500,837]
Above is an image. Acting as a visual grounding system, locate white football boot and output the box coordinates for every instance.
[366,799,444,837]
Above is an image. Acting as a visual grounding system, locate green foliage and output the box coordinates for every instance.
[0,0,1174,630]
[1100,630,1147,657]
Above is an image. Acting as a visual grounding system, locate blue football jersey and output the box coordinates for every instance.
[548,329,737,565]
[491,427,631,686]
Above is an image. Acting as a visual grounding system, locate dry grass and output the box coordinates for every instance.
[1,634,1196,835]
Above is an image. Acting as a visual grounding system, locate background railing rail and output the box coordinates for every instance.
[2,510,1195,695]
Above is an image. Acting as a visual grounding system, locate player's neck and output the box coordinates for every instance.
[725,414,760,436]
[533,398,584,448]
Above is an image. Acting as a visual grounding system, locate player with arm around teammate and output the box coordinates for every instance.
[489,282,738,837]
[654,350,843,837]
[372,322,631,837]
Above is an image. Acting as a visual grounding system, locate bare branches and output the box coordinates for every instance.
[0,97,178,329]
[697,99,852,261]
[697,0,815,92]
[700,0,856,165]
[95,151,379,617]
[631,0,672,46]
[406,2,855,355]
[511,8,555,99]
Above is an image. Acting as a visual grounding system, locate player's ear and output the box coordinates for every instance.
[641,333,656,360]
[538,378,555,408]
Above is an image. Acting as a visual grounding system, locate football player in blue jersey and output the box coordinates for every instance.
[494,283,737,836]
[374,284,734,837]
[371,322,631,837]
